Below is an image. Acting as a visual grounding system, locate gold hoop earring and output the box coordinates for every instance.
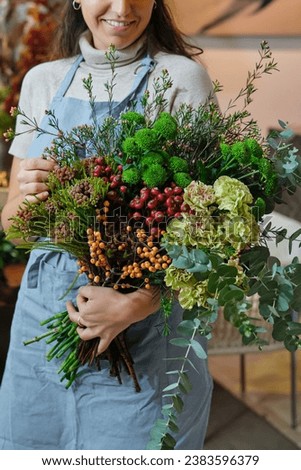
[72,1,81,10]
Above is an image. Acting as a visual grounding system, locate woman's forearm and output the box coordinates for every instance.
[1,193,26,233]
[125,287,161,324]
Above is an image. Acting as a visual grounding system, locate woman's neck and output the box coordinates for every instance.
[79,30,148,70]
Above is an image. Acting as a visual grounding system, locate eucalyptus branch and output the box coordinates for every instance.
[147,317,205,450]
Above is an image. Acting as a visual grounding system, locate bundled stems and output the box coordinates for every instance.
[25,310,141,392]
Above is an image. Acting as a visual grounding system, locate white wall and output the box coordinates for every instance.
[194,36,301,137]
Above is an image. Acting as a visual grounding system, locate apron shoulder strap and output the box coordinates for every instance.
[130,56,156,94]
[54,55,84,99]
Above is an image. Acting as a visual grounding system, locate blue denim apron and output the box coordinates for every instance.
[0,54,213,450]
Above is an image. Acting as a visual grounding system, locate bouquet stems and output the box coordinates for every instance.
[24,310,141,391]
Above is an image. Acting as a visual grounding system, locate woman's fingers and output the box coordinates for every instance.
[19,181,50,195]
[66,300,79,323]
[19,157,56,172]
[17,157,56,198]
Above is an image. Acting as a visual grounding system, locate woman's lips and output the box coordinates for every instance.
[104,19,135,28]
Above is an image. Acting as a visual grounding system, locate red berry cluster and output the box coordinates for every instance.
[92,157,127,204]
[128,184,186,234]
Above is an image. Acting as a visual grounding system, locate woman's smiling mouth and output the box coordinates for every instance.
[104,19,135,28]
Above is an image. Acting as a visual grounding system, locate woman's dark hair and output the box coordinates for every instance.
[53,0,202,59]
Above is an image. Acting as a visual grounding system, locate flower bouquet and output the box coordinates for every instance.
[5,42,301,449]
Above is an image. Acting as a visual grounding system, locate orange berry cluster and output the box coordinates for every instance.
[85,227,111,284]
[95,200,110,223]
[120,228,172,289]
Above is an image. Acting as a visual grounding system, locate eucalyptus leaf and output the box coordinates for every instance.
[177,320,197,338]
[190,339,207,359]
[168,420,179,434]
[172,395,184,413]
[179,372,192,393]
[284,336,298,352]
[292,285,301,310]
[169,338,190,348]
[287,321,301,335]
[162,433,177,450]
[223,287,245,303]
[163,382,179,392]
[272,320,287,341]
[288,228,301,254]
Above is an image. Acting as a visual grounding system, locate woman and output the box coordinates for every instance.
[0,0,214,450]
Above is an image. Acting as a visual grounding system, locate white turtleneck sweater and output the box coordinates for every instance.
[10,31,214,158]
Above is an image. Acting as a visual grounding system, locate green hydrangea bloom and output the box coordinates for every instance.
[227,258,248,288]
[173,172,192,188]
[168,156,189,174]
[164,265,195,290]
[222,213,260,251]
[152,112,178,140]
[134,128,160,152]
[165,214,223,252]
[178,280,209,310]
[214,176,253,214]
[184,181,216,211]
[122,168,141,185]
[142,164,168,187]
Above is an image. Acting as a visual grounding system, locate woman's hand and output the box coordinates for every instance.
[1,156,56,232]
[17,157,56,203]
[66,285,160,355]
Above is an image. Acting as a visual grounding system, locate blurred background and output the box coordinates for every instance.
[0,0,300,449]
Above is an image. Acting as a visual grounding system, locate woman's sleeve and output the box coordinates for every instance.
[155,54,218,113]
[8,69,42,158]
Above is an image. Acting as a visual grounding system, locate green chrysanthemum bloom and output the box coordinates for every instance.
[245,138,263,158]
[122,136,140,156]
[142,164,168,187]
[152,112,178,140]
[250,156,260,167]
[183,180,216,211]
[168,156,189,174]
[164,265,195,290]
[121,111,145,126]
[265,173,279,196]
[134,128,159,152]
[173,172,193,188]
[141,152,165,168]
[214,176,253,214]
[257,158,274,180]
[231,141,249,164]
[122,168,141,185]
[220,142,232,160]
